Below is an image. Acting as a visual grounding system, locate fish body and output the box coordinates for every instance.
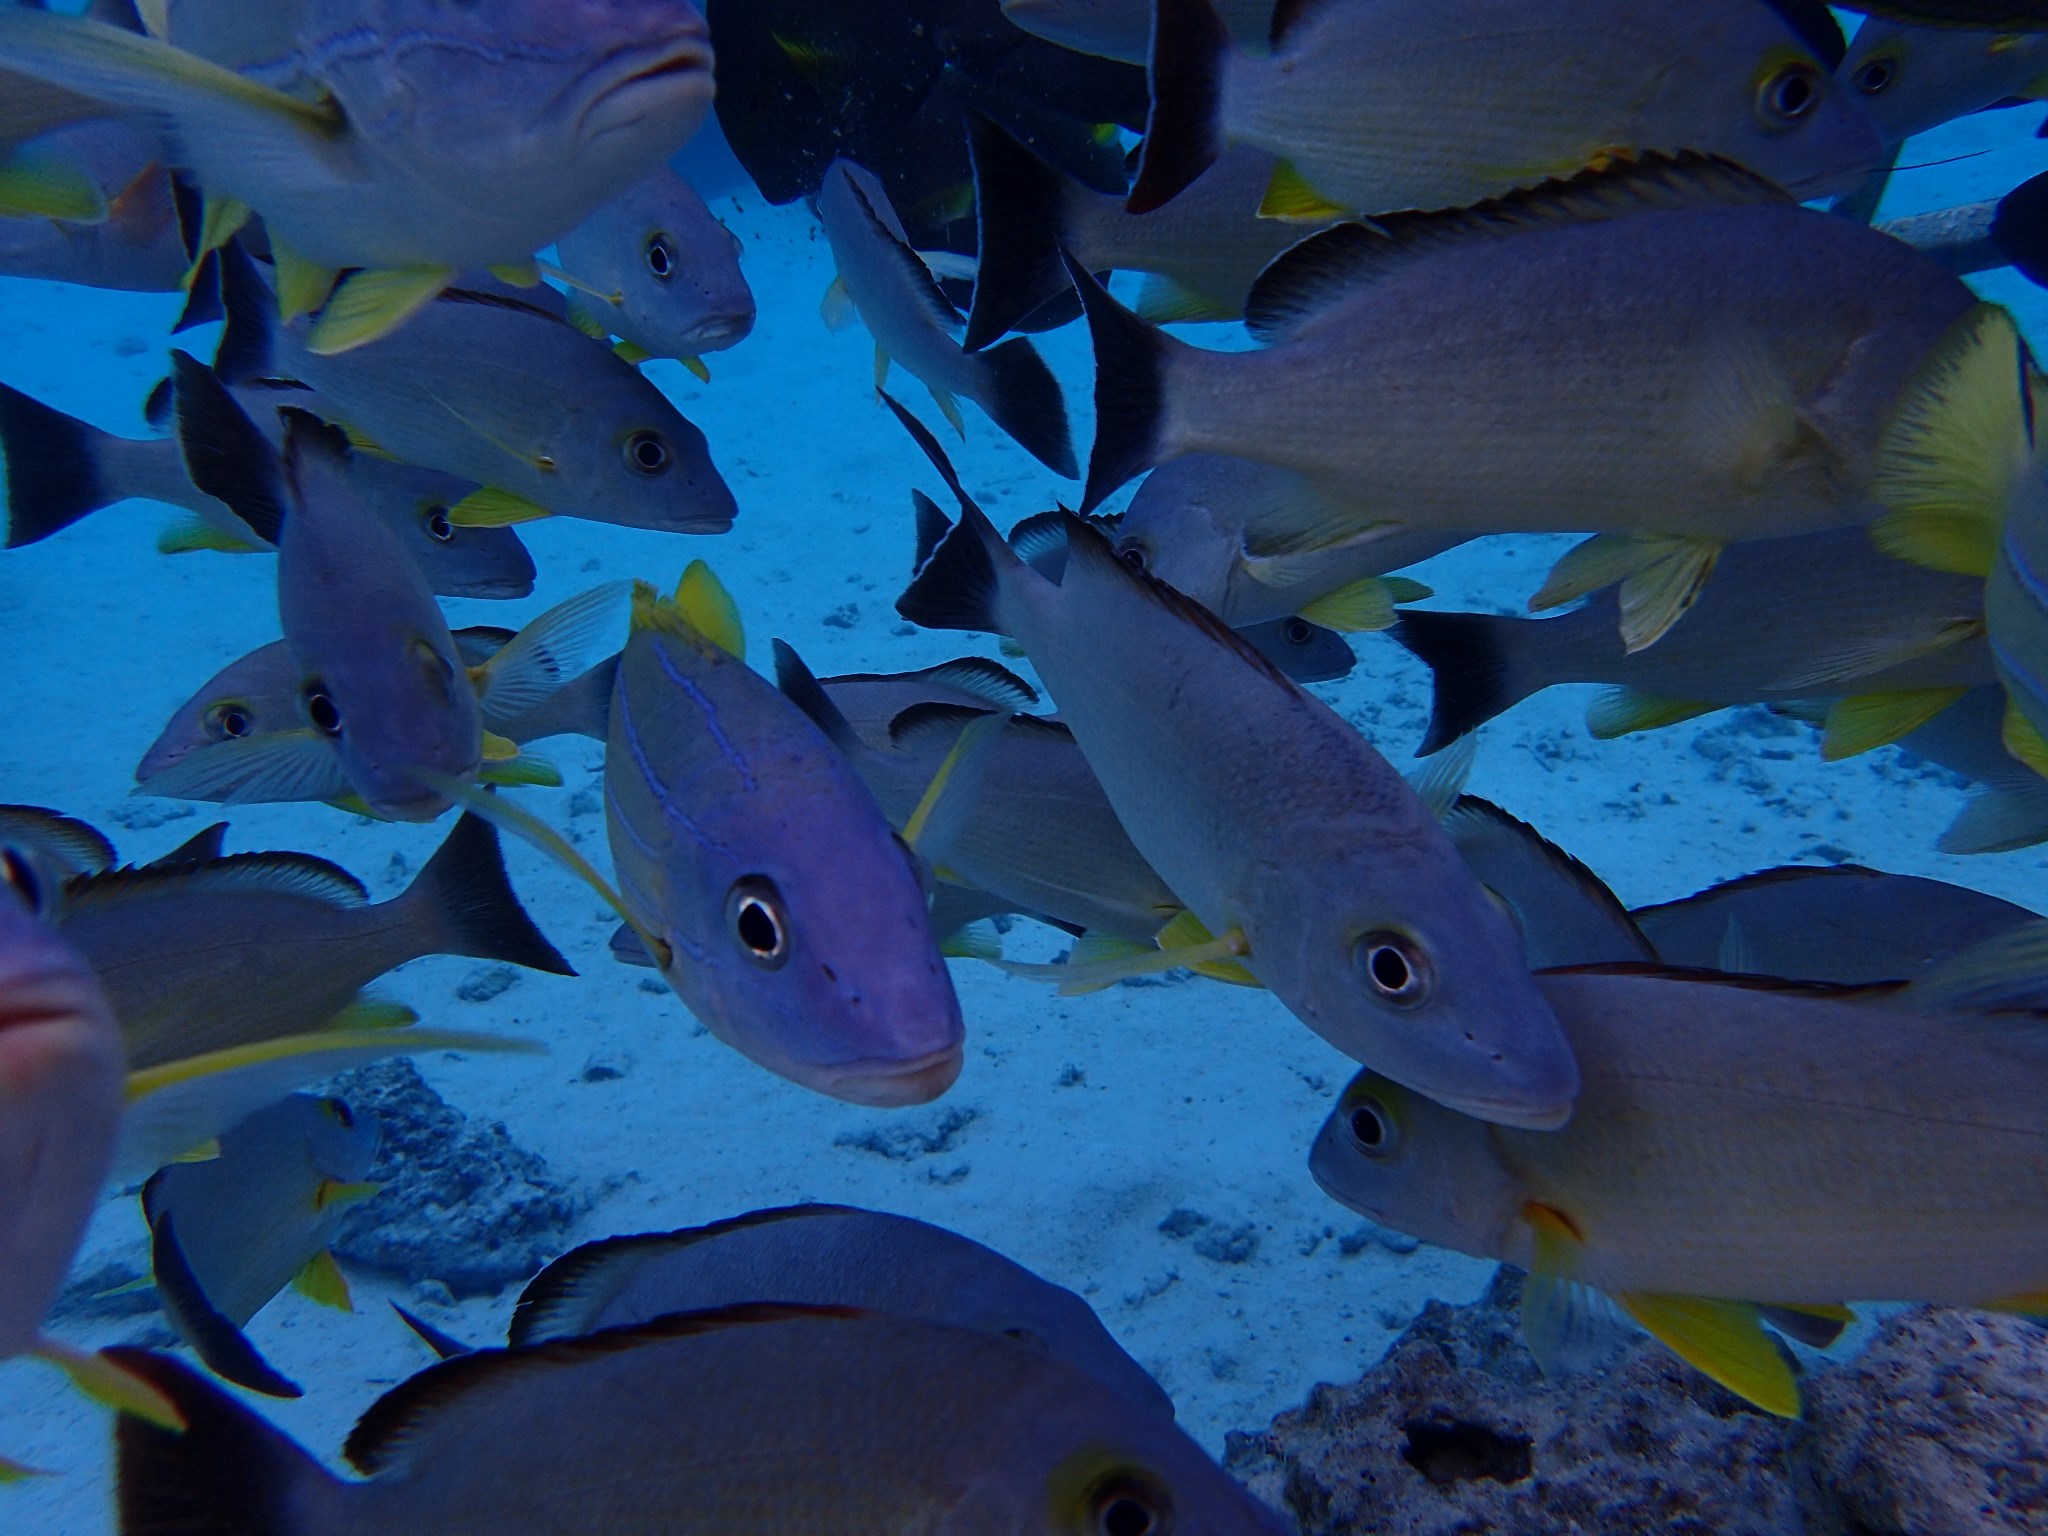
[1634,865,2043,982]
[113,1308,1286,1534]
[1441,798,1655,971]
[273,417,479,820]
[1841,18,2048,143]
[1078,166,1979,548]
[509,1204,1172,1415]
[605,585,964,1106]
[899,504,1576,1129]
[217,248,736,534]
[0,1,715,274]
[1312,966,2048,1307]
[556,165,755,360]
[815,159,1075,477]
[55,812,570,1070]
[1898,684,2048,852]
[1130,0,1877,214]
[1393,525,1988,750]
[0,887,124,1357]
[0,121,184,291]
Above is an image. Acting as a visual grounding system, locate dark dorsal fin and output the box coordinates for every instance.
[772,640,863,754]
[1629,863,1888,923]
[0,804,116,874]
[1268,0,1326,44]
[1759,0,1846,69]
[912,489,952,572]
[344,1302,869,1475]
[840,171,963,331]
[62,852,368,914]
[888,701,996,755]
[1061,511,1297,692]
[507,1205,863,1348]
[882,389,981,519]
[1246,152,1791,344]
[147,821,229,868]
[1445,795,1654,960]
[919,657,1038,710]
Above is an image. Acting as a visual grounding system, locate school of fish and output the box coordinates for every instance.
[3,0,2048,1525]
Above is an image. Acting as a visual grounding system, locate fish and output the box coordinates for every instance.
[778,647,1185,943]
[111,1304,1288,1534]
[1863,304,2048,779]
[54,810,571,1072]
[0,121,184,292]
[0,802,116,888]
[1390,524,1989,754]
[1237,615,1356,683]
[816,159,1075,477]
[0,0,715,349]
[555,165,756,368]
[704,0,1145,251]
[1072,154,1982,651]
[1310,952,2048,1416]
[1633,864,2044,982]
[1128,0,1877,218]
[964,120,1319,349]
[142,1092,379,1397]
[897,488,1578,1128]
[814,655,1042,749]
[1893,683,2048,852]
[136,582,626,802]
[1113,454,1459,630]
[1000,0,1271,64]
[1839,16,2048,144]
[458,568,966,1107]
[0,371,537,596]
[1840,2,2048,29]
[211,246,736,535]
[504,1203,1172,1415]
[1441,798,1657,971]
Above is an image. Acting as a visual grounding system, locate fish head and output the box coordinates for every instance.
[653,841,966,1106]
[1668,19,1882,200]
[136,642,302,783]
[0,882,125,1353]
[1238,616,1356,685]
[1838,21,2041,148]
[1253,847,1579,1129]
[301,632,482,821]
[1309,1069,1522,1261]
[300,1095,381,1184]
[1113,461,1242,612]
[601,171,757,357]
[545,387,734,532]
[318,0,714,212]
[363,463,538,600]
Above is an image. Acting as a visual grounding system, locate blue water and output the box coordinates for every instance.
[5,39,2048,1536]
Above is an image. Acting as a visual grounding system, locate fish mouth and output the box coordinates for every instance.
[680,314,753,350]
[1445,1091,1574,1132]
[570,31,715,144]
[803,1042,965,1107]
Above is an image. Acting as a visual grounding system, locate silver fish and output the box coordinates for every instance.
[56,811,571,1071]
[898,497,1577,1129]
[601,577,964,1106]
[1896,684,2048,853]
[143,1091,379,1396]
[1442,798,1656,970]
[0,121,184,291]
[556,165,755,363]
[1841,17,2048,144]
[816,159,1075,478]
[112,1306,1287,1533]
[507,1203,1172,1415]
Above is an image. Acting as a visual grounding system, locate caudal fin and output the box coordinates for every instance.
[1389,610,1539,755]
[964,114,1076,353]
[212,239,276,385]
[1063,251,1169,513]
[0,381,114,546]
[897,500,1014,635]
[1128,0,1231,214]
[111,1346,334,1536]
[975,336,1076,477]
[408,811,575,976]
[169,350,285,545]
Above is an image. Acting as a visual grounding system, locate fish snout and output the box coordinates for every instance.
[812,1041,966,1107]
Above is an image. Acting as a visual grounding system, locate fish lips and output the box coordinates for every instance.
[799,1041,966,1108]
[569,31,717,147]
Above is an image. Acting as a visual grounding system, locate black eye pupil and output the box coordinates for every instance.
[1350,1106,1385,1147]
[1101,1498,1155,1536]
[630,433,668,472]
[646,237,674,278]
[426,507,453,539]
[1369,944,1410,992]
[1119,546,1146,571]
[735,898,779,954]
[1285,619,1311,643]
[332,1102,354,1128]
[306,690,341,735]
[1774,70,1814,116]
[1859,60,1894,92]
[218,708,249,737]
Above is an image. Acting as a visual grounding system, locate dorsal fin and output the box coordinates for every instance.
[1008,510,1069,580]
[62,851,368,912]
[508,1206,861,1348]
[840,173,963,333]
[344,1303,868,1475]
[918,657,1038,710]
[1245,152,1791,344]
[0,804,115,875]
[1536,960,1906,1000]
[912,489,952,572]
[888,701,995,756]
[772,640,863,754]
[881,390,981,519]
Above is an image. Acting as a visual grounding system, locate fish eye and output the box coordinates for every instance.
[423,505,455,541]
[1757,61,1822,126]
[644,232,677,281]
[624,430,671,476]
[326,1099,356,1128]
[205,701,254,741]
[1852,56,1897,95]
[302,684,343,737]
[0,847,42,913]
[1355,931,1430,1007]
[998,1325,1048,1352]
[1116,542,1148,573]
[1346,1096,1398,1157]
[725,876,789,969]
[1088,1475,1170,1536]
[1283,617,1312,645]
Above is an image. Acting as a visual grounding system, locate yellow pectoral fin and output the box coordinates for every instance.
[1156,910,1262,987]
[291,1250,353,1313]
[2002,700,2048,779]
[1259,160,1348,223]
[28,1336,184,1431]
[305,265,454,355]
[614,339,655,368]
[1617,1293,1802,1418]
[313,1180,382,1213]
[1296,576,1398,634]
[0,149,105,222]
[448,487,553,527]
[996,922,1249,997]
[678,354,710,382]
[270,233,337,324]
[939,922,1002,962]
[1822,688,1967,761]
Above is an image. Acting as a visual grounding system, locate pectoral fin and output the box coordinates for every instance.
[290,1250,352,1313]
[269,233,336,324]
[0,146,104,221]
[448,487,553,527]
[1585,689,1716,739]
[1531,533,1721,653]
[821,274,857,331]
[1519,1203,1632,1379]
[305,265,454,355]
[28,1334,184,1430]
[1260,160,1348,223]
[1296,576,1400,633]
[1821,687,1967,760]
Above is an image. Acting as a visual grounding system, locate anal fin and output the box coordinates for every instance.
[1822,687,1967,760]
[1617,1292,1801,1418]
[291,1250,353,1313]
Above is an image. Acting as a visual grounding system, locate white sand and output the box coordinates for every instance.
[2,102,2046,1533]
